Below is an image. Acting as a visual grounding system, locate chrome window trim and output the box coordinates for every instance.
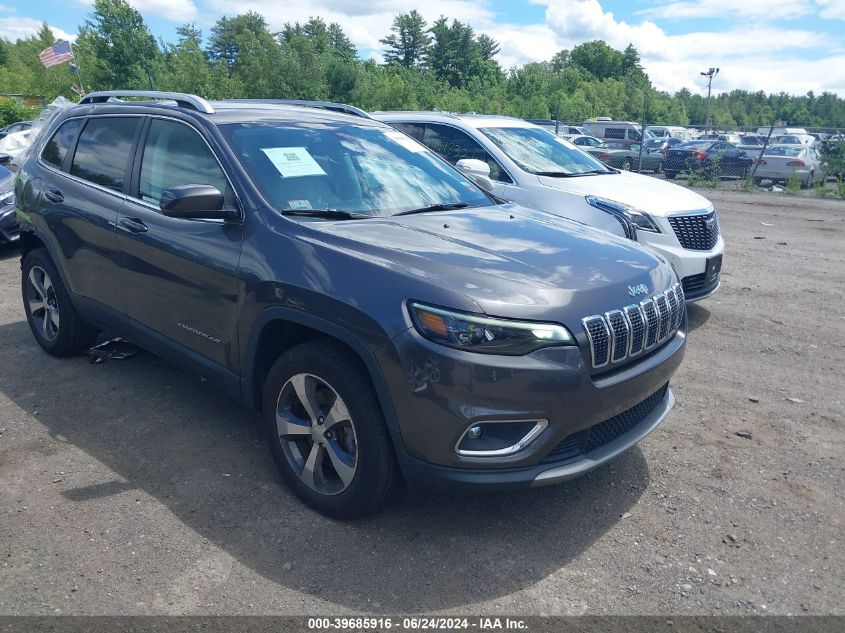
[37,112,243,224]
[455,419,548,457]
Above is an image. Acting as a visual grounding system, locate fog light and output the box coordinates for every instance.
[466,425,483,440]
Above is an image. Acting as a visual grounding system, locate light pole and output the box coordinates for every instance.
[700,67,719,134]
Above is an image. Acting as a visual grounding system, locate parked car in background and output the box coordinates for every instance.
[663,140,753,180]
[18,91,687,518]
[752,145,827,187]
[585,141,662,173]
[644,137,683,156]
[756,126,808,137]
[562,134,602,148]
[700,132,742,145]
[581,120,654,148]
[773,135,805,146]
[0,120,32,141]
[735,135,768,157]
[0,164,16,244]
[647,125,691,140]
[376,111,724,301]
[524,120,594,137]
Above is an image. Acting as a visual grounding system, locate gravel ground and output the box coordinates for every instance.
[0,188,843,616]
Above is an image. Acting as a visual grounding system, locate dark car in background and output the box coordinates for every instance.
[0,120,32,141]
[0,164,17,244]
[663,140,753,179]
[15,90,686,518]
[586,141,663,172]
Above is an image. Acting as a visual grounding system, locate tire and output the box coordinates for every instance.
[664,171,677,179]
[622,158,632,171]
[263,339,400,519]
[802,172,814,189]
[21,248,98,357]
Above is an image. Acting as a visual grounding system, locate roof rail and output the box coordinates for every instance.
[79,91,215,114]
[223,99,371,119]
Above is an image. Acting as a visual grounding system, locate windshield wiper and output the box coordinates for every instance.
[393,202,470,217]
[535,169,615,177]
[281,208,371,220]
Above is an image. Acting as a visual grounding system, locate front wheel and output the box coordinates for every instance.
[21,248,98,357]
[621,158,632,171]
[263,339,400,519]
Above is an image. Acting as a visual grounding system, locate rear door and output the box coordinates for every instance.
[117,116,244,373]
[38,115,142,324]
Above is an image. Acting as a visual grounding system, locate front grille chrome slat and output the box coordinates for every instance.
[583,287,682,369]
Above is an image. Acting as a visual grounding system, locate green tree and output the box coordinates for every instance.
[380,10,431,68]
[76,0,159,89]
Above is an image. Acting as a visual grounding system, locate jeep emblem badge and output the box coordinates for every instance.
[628,283,649,297]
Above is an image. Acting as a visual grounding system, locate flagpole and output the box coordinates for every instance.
[69,40,86,98]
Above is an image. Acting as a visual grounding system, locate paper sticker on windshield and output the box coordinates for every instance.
[261,147,327,178]
[287,200,312,210]
[384,130,425,153]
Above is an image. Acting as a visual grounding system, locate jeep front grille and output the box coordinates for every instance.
[582,283,685,369]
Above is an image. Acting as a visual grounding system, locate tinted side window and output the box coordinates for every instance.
[605,127,625,139]
[390,122,425,141]
[71,117,139,191]
[422,124,511,183]
[139,119,232,208]
[627,129,642,141]
[42,119,83,170]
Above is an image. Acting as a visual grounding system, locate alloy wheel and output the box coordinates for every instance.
[27,266,60,342]
[275,373,358,495]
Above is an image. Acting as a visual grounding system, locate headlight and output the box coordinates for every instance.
[585,195,661,235]
[408,302,574,355]
[0,190,14,206]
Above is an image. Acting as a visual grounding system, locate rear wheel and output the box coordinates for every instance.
[621,158,632,171]
[21,248,98,357]
[802,171,814,189]
[664,171,677,179]
[263,339,400,519]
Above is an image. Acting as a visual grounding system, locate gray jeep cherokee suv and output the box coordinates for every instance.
[15,91,686,518]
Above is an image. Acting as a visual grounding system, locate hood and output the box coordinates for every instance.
[298,204,676,326]
[537,170,713,216]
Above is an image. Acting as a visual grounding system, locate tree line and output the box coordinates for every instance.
[1,0,844,129]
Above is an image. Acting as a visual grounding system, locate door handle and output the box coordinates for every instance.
[119,217,148,233]
[44,188,64,204]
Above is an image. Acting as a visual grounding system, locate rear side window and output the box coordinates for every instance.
[42,119,84,170]
[605,127,625,139]
[71,117,140,191]
[139,119,232,207]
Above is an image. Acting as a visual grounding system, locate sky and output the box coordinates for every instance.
[2,0,845,96]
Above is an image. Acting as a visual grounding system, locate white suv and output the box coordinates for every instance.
[373,112,724,301]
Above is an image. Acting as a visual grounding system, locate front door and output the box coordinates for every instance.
[116,117,243,373]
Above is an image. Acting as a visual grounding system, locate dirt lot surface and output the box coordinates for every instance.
[0,189,843,616]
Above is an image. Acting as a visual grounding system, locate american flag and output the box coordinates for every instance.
[38,41,74,69]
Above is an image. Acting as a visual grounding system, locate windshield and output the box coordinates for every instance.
[479,126,612,175]
[219,122,492,217]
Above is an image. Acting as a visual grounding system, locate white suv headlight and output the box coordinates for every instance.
[585,195,661,234]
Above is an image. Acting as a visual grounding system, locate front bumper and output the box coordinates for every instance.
[637,217,724,300]
[0,206,18,243]
[377,321,685,489]
[400,387,675,490]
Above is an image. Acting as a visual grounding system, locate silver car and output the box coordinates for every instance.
[753,144,827,187]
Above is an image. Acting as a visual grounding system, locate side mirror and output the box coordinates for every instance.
[160,184,237,220]
[455,158,494,192]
